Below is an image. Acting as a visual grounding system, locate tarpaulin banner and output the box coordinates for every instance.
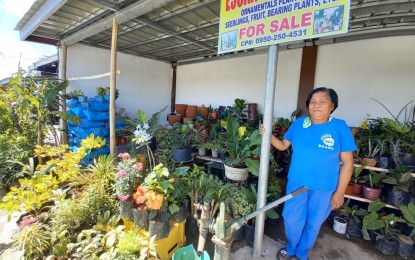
[218,0,350,53]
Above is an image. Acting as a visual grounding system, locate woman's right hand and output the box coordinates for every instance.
[259,124,265,135]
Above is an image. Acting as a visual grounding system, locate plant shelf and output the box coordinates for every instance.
[344,194,398,210]
[345,164,415,210]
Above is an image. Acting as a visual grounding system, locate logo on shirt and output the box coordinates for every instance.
[319,133,334,150]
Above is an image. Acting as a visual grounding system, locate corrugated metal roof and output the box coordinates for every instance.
[15,0,415,64]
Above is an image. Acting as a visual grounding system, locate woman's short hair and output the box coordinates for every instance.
[306,87,338,113]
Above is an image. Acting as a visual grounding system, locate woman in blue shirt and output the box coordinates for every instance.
[260,87,356,260]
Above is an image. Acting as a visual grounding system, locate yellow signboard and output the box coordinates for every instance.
[218,0,350,53]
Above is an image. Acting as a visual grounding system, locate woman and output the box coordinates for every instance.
[259,87,356,260]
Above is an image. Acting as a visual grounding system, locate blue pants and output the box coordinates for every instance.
[282,181,333,260]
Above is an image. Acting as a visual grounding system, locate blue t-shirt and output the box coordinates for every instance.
[284,116,357,190]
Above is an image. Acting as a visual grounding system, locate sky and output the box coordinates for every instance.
[0,0,57,79]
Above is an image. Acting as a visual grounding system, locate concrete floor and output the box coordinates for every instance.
[185,215,412,260]
[0,207,412,260]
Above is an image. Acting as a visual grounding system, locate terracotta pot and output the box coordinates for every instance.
[362,158,377,167]
[186,105,198,118]
[345,184,354,195]
[120,137,127,145]
[362,186,382,201]
[168,114,183,126]
[175,104,187,116]
[183,117,194,124]
[198,106,209,119]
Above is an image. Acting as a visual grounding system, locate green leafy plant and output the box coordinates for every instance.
[341,199,368,224]
[117,228,157,259]
[363,170,387,189]
[96,86,106,96]
[382,166,413,192]
[13,221,51,258]
[168,123,196,149]
[363,199,401,240]
[351,164,365,184]
[400,203,415,238]
[228,98,248,119]
[223,116,262,170]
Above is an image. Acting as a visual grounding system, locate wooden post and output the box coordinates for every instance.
[59,43,68,145]
[171,61,177,114]
[109,18,118,155]
[297,45,318,116]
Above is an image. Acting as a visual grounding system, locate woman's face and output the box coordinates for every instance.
[308,91,335,122]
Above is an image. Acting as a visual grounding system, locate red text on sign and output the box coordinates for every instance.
[239,23,266,39]
[226,0,256,12]
[270,12,312,33]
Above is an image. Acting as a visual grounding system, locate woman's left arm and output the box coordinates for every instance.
[331,151,354,209]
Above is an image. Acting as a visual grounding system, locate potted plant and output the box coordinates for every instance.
[95,86,106,102]
[363,199,401,255]
[197,141,210,156]
[372,98,415,170]
[341,200,368,237]
[133,164,175,239]
[399,203,415,257]
[350,164,366,195]
[362,170,387,201]
[362,139,380,167]
[168,123,196,163]
[223,116,261,181]
[383,166,413,207]
[206,138,224,158]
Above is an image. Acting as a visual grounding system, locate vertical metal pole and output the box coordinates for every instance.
[109,18,118,155]
[59,43,68,145]
[252,44,279,259]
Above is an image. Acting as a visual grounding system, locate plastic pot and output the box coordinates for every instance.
[211,150,219,158]
[172,147,192,163]
[375,237,399,255]
[333,217,347,234]
[233,224,245,242]
[362,186,382,201]
[133,208,149,229]
[346,219,362,237]
[149,220,170,240]
[353,183,363,195]
[386,188,410,207]
[172,205,189,223]
[119,200,134,221]
[397,234,414,257]
[244,223,255,244]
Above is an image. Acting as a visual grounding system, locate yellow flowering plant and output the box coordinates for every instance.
[223,116,262,170]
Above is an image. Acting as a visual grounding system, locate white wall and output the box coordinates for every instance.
[176,49,303,120]
[66,44,172,124]
[315,36,415,127]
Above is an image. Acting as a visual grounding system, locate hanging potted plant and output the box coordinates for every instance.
[223,116,262,181]
[362,170,387,201]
